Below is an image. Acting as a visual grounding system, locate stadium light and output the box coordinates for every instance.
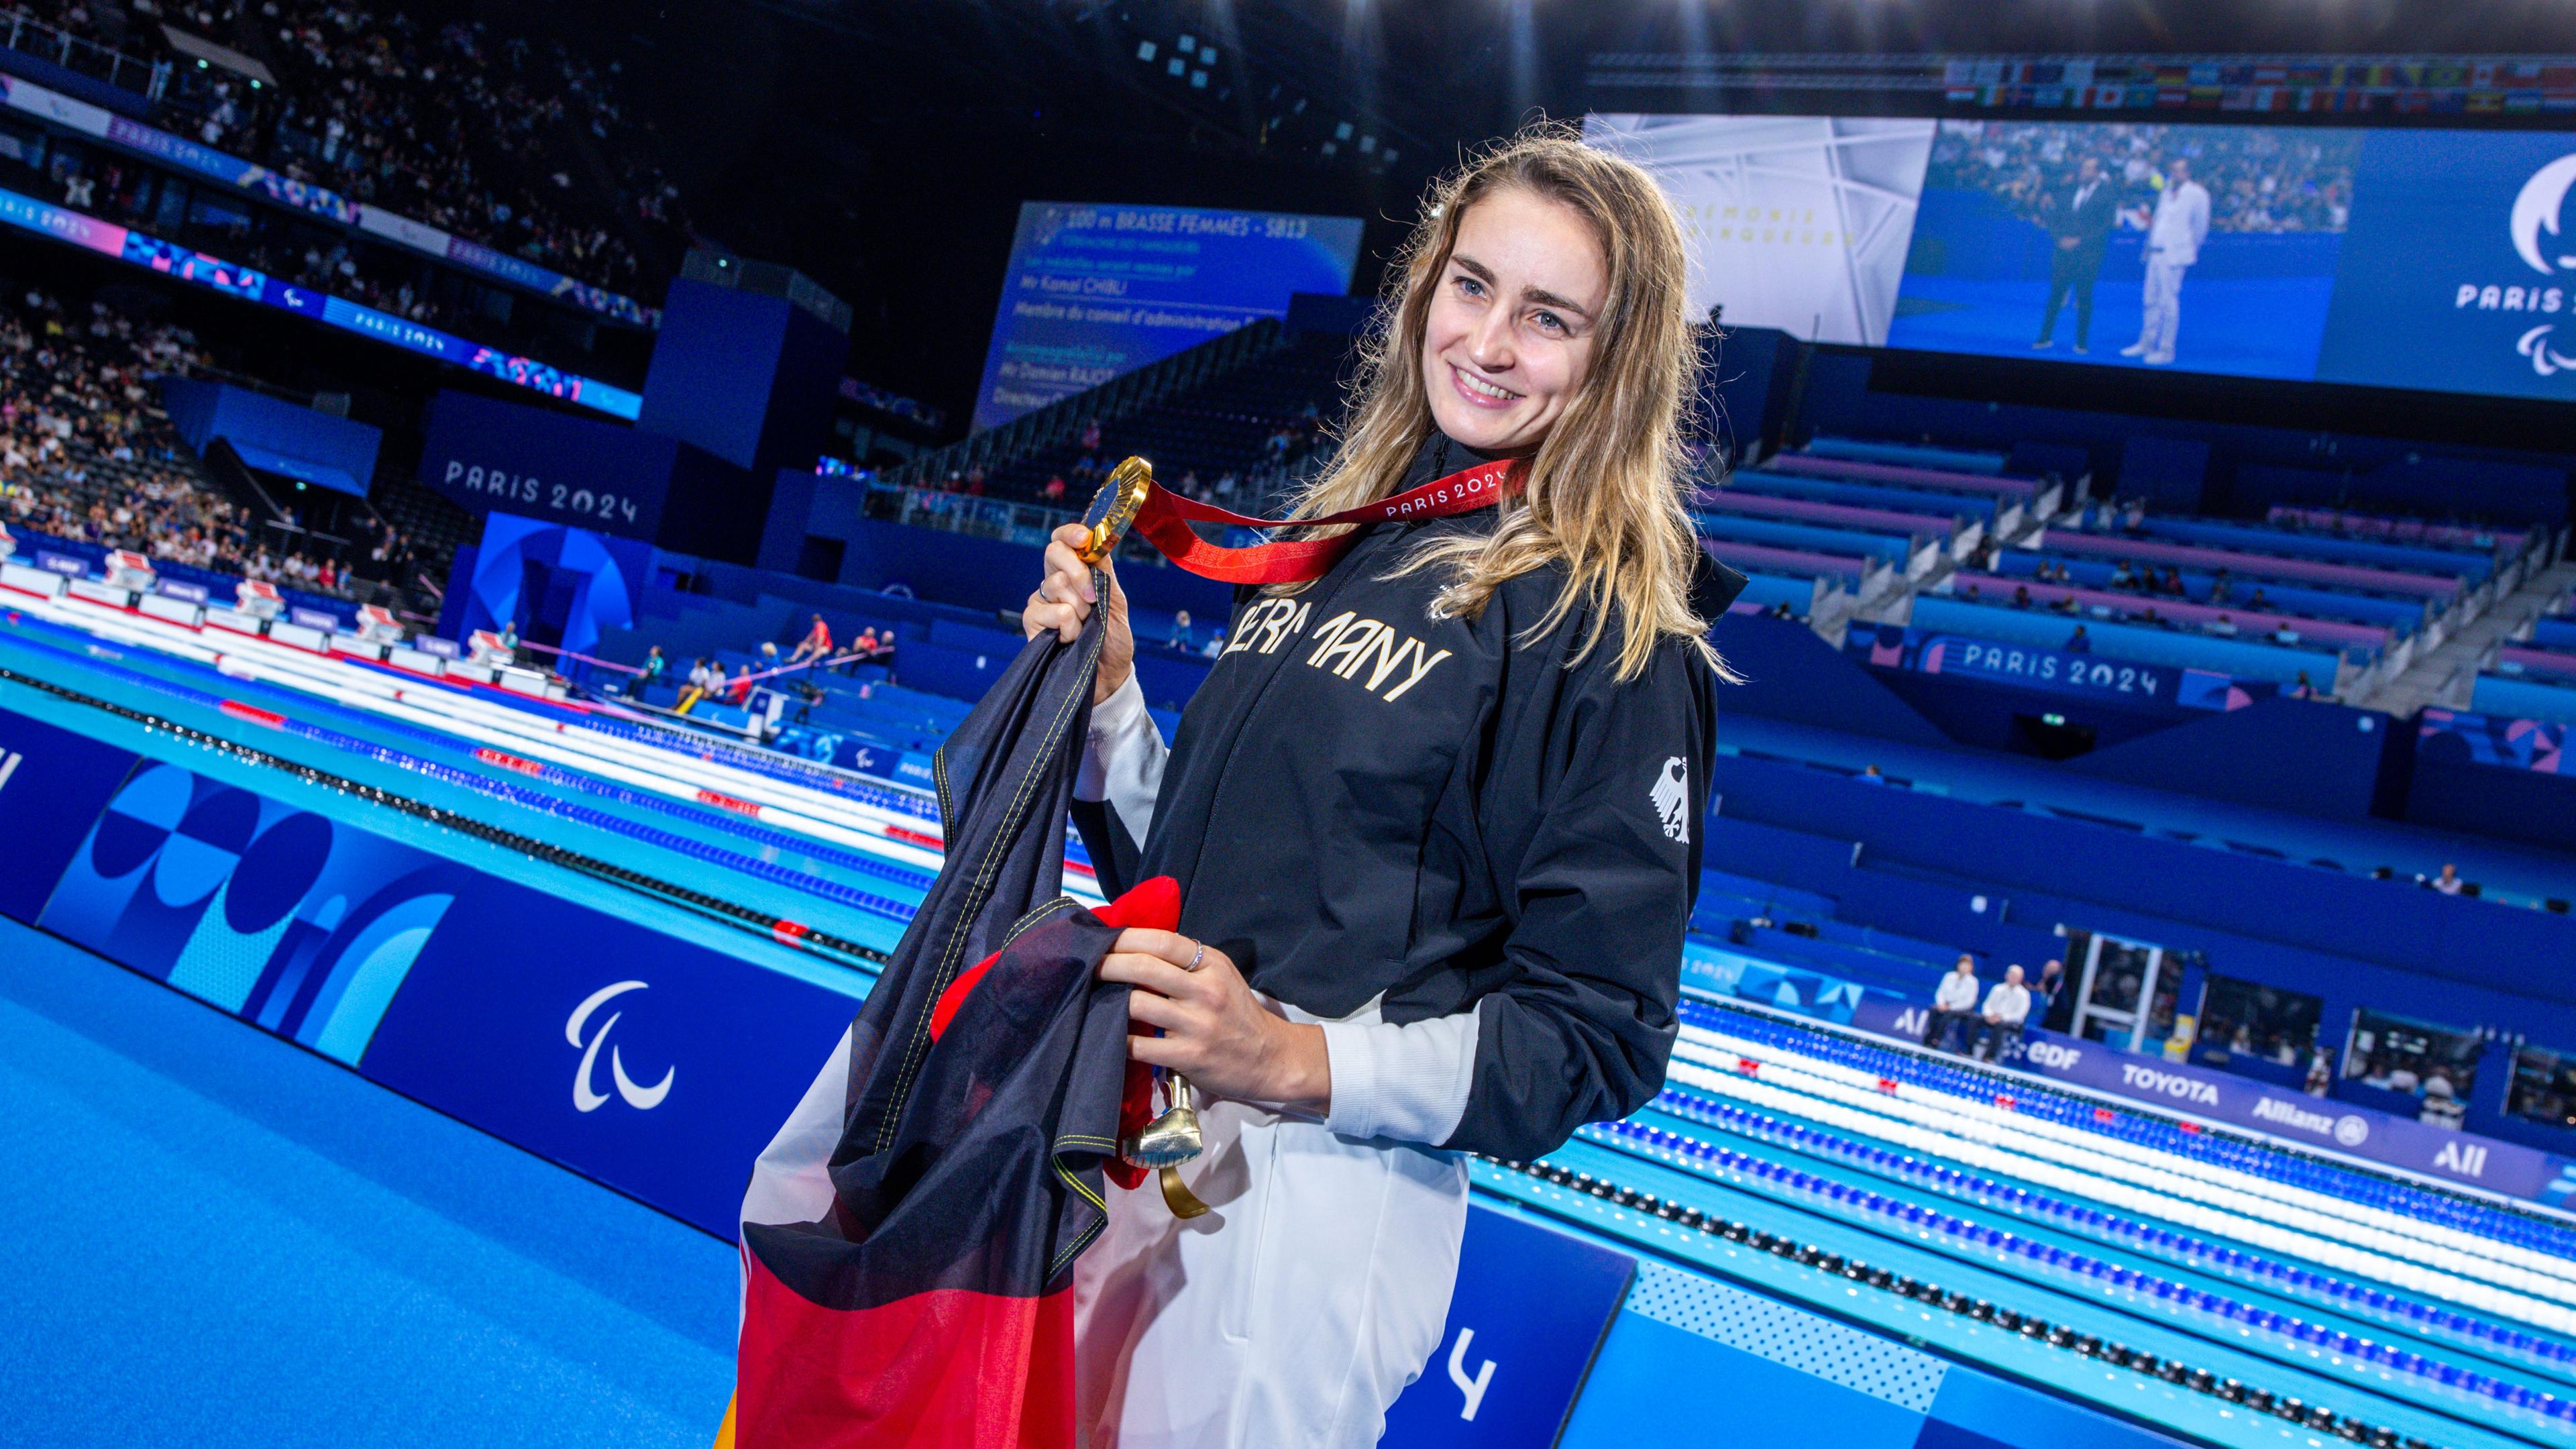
[1136,40,1156,60]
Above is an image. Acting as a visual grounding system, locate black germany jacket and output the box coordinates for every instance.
[1077,433,1740,1163]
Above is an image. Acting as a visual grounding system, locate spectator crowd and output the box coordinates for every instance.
[1928,120,2357,236]
[0,286,435,605]
[11,0,688,306]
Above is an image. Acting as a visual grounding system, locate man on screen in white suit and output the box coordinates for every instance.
[2122,157,2209,366]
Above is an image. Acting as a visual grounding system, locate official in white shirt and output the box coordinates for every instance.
[1977,964,2035,1063]
[1923,954,1980,1053]
[2122,157,2210,367]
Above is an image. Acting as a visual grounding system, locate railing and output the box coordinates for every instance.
[862,475,1316,569]
[866,482,1074,549]
[861,482,1207,565]
[0,7,170,101]
[180,362,328,412]
[890,318,1290,488]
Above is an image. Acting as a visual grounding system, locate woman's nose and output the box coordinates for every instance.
[1466,308,1515,372]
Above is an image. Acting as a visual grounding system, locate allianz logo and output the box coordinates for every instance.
[2118,1061,2221,1106]
[2251,1095,2371,1148]
[566,980,676,1113]
[2433,1140,2491,1179]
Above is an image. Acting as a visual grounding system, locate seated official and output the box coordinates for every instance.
[1976,965,2034,1063]
[1923,955,1980,1052]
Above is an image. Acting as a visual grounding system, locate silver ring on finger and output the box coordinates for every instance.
[1186,938,1205,972]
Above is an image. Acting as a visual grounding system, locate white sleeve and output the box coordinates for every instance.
[1075,671,1167,843]
[1319,1010,1480,1148]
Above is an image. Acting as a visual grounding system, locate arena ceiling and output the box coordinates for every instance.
[516,0,2576,430]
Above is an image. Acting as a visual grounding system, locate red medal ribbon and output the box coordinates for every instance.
[1129,456,1523,585]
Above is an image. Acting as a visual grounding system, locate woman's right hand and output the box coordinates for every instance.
[1024,523,1134,704]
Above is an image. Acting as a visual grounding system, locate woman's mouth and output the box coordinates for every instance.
[1449,364,1521,409]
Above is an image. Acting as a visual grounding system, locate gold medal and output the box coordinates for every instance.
[1078,455,1155,564]
[1120,1069,1212,1219]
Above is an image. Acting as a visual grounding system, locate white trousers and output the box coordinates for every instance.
[1072,1097,1469,1448]
[2139,255,2189,358]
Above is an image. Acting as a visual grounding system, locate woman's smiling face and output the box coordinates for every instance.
[1421,184,1609,456]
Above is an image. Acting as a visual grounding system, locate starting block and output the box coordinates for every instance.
[235,579,284,620]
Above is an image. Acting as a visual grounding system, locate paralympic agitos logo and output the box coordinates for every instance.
[566,979,676,1114]
[2467,153,2576,376]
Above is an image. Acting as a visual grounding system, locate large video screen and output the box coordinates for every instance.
[1585,114,1936,346]
[1894,121,2358,377]
[973,202,1364,430]
[1595,112,2576,405]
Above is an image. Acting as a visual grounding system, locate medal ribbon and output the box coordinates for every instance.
[1128,456,1523,585]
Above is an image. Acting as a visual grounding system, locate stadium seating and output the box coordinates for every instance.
[6,0,677,307]
[13,3,2576,1442]
[0,286,444,614]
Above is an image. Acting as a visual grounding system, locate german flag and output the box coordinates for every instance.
[727,602,1157,1448]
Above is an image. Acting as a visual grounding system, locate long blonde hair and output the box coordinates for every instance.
[1291,123,1727,682]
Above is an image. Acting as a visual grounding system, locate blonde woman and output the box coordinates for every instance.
[1024,125,1743,1447]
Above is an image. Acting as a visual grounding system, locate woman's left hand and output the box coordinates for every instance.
[1101,929,1331,1112]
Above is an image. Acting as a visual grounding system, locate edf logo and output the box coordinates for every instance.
[2024,1040,2083,1071]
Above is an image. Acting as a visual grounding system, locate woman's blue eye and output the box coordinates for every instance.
[1456,275,1485,297]
[1534,311,1566,333]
